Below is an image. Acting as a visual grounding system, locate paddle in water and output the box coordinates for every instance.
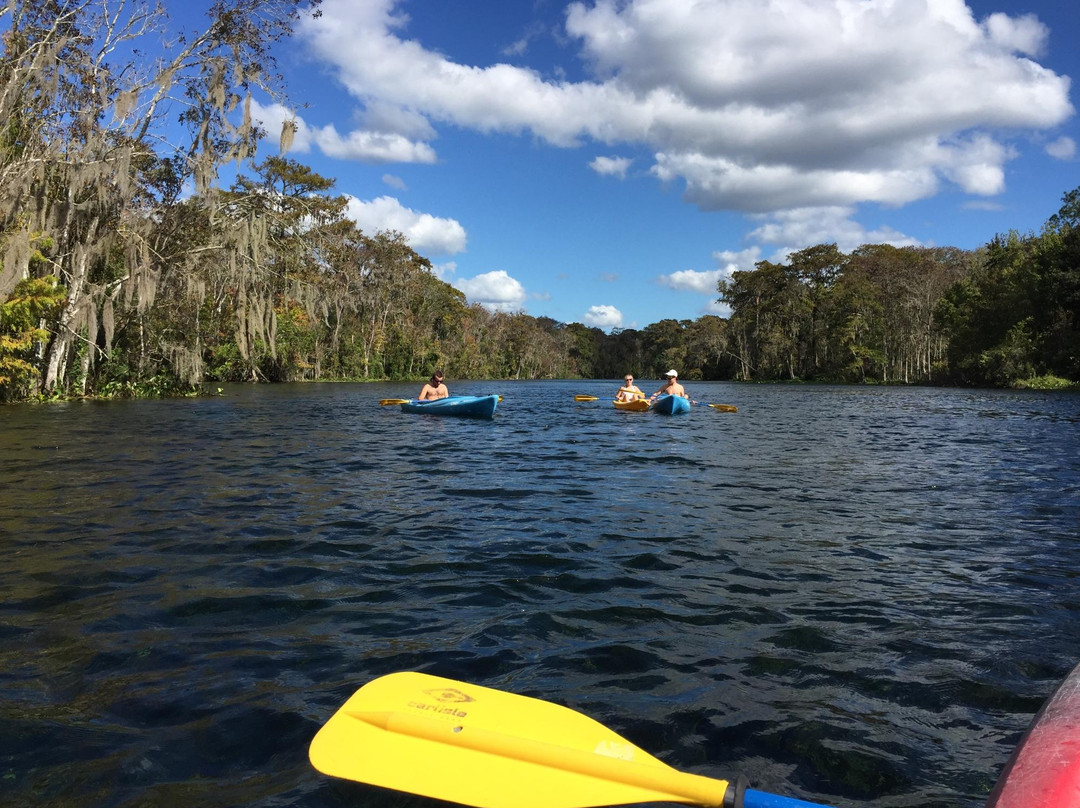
[689,401,738,412]
[309,671,830,808]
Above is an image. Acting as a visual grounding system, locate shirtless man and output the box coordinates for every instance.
[649,369,686,401]
[616,374,643,402]
[418,370,449,400]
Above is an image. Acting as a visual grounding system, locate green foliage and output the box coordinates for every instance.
[0,276,65,401]
[1011,375,1077,390]
[936,187,1080,386]
[97,375,197,399]
[204,343,249,382]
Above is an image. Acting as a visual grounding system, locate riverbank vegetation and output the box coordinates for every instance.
[0,0,1077,403]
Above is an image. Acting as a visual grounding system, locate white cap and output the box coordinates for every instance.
[665,369,678,377]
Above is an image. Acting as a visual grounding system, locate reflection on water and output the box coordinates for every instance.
[1,381,1078,808]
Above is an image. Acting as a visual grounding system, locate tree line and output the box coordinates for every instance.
[0,0,1077,403]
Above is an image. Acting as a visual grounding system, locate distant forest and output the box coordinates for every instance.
[1,0,1078,402]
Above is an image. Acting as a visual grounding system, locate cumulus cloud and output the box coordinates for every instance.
[590,156,633,178]
[659,268,727,295]
[1046,136,1077,160]
[748,207,921,260]
[344,195,467,255]
[312,124,436,163]
[454,271,527,312]
[382,173,408,190]
[249,99,314,152]
[298,0,1073,212]
[582,304,623,328]
[430,261,457,281]
[984,12,1048,56]
[659,247,761,294]
[249,98,436,164]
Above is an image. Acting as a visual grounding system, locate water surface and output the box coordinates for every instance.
[2,381,1078,808]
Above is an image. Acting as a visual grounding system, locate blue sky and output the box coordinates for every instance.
[202,0,1076,330]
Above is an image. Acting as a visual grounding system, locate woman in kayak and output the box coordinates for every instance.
[616,374,643,402]
[649,369,687,402]
[418,370,449,400]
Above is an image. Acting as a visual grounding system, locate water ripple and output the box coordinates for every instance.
[0,381,1078,808]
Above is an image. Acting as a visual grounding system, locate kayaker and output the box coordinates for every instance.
[616,374,643,402]
[418,370,449,400]
[649,369,687,401]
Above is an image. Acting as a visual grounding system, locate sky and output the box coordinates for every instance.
[198,0,1076,330]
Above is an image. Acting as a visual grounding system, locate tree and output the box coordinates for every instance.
[0,276,65,400]
[682,315,734,380]
[719,261,804,380]
[0,0,320,395]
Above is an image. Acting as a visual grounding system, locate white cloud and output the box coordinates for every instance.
[704,298,731,316]
[582,304,623,328]
[713,246,762,274]
[296,0,1072,212]
[249,98,435,164]
[937,134,1014,196]
[747,206,921,260]
[249,99,314,152]
[431,261,457,281]
[382,174,408,190]
[984,12,1048,57]
[657,247,760,318]
[313,125,436,163]
[344,195,467,255]
[659,268,727,295]
[1047,136,1077,160]
[454,270,527,312]
[590,155,633,178]
[359,100,438,141]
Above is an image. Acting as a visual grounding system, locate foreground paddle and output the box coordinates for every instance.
[309,671,831,808]
[574,395,599,401]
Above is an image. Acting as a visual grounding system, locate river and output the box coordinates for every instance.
[1,380,1078,808]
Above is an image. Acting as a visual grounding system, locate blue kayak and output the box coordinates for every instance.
[651,394,690,415]
[400,395,498,420]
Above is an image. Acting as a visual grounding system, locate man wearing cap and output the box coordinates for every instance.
[649,369,687,402]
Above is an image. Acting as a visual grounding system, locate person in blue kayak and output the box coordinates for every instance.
[616,374,643,402]
[649,369,687,402]
[418,370,449,400]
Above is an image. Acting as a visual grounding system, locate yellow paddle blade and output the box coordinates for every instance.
[309,672,729,808]
[709,404,738,412]
[574,395,599,401]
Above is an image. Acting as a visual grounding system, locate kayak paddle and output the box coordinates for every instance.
[574,395,599,401]
[381,396,502,406]
[309,671,832,808]
[693,402,738,412]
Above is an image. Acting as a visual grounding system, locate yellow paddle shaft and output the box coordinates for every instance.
[351,710,729,807]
